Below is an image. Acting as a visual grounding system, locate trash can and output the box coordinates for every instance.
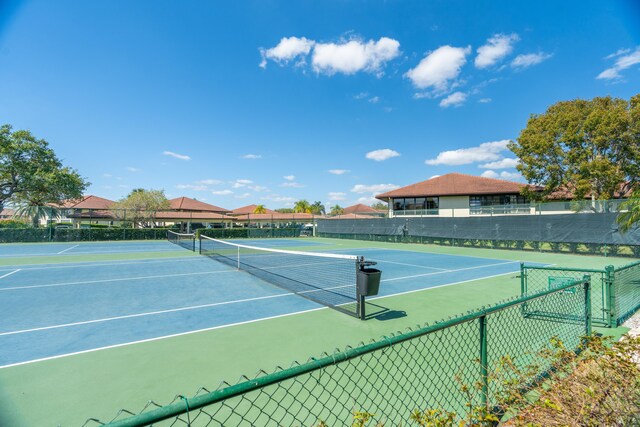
[357,268,382,296]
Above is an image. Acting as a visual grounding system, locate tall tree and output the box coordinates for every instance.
[508,95,640,202]
[330,204,344,216]
[0,124,88,210]
[310,201,325,215]
[294,200,312,214]
[113,189,170,228]
[370,201,388,211]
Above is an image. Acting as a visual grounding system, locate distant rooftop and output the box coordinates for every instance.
[231,204,276,215]
[169,197,230,213]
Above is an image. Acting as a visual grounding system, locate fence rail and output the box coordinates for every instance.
[87,279,590,427]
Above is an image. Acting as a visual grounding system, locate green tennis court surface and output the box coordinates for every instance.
[0,238,631,426]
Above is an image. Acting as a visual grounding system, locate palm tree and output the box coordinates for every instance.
[294,200,312,214]
[13,204,60,228]
[617,191,640,233]
[330,205,344,216]
[310,201,325,215]
[253,204,267,214]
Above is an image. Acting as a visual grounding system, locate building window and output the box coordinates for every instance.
[469,194,529,214]
[392,197,439,212]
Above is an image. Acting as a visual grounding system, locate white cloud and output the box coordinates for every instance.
[212,190,234,195]
[328,169,349,175]
[597,46,640,80]
[312,37,401,75]
[511,52,552,69]
[351,184,399,194]
[232,179,253,188]
[499,171,523,181]
[369,96,380,104]
[481,170,499,179]
[479,158,519,169]
[475,33,519,69]
[405,45,471,93]
[280,182,304,188]
[249,185,268,192]
[235,193,252,199]
[425,140,510,166]
[262,194,295,203]
[354,92,368,99]
[259,36,315,68]
[163,151,191,161]
[357,196,379,205]
[366,148,400,162]
[196,179,222,185]
[176,184,208,191]
[328,192,347,201]
[241,154,262,159]
[481,170,522,181]
[429,175,440,180]
[126,167,140,173]
[478,98,492,103]
[439,91,467,108]
[283,175,295,181]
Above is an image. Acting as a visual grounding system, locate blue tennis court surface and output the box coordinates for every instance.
[0,241,532,367]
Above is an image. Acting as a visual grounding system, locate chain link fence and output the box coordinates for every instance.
[522,261,640,327]
[84,279,590,427]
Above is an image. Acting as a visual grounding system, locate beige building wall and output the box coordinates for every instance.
[439,195,470,216]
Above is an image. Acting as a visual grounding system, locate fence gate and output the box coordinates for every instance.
[521,264,611,327]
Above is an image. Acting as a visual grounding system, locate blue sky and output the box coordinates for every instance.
[1,0,639,209]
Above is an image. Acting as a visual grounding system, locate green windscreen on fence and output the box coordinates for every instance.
[87,278,591,427]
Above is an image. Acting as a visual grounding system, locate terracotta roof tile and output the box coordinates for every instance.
[71,195,115,209]
[343,204,380,214]
[233,213,319,221]
[169,197,230,213]
[377,173,535,199]
[326,213,380,219]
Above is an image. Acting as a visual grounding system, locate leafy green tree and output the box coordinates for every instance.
[13,204,60,228]
[294,200,312,214]
[508,95,640,202]
[310,201,325,215]
[252,204,267,214]
[113,189,170,228]
[0,124,88,211]
[275,208,294,213]
[370,202,388,211]
[617,190,640,233]
[330,204,344,215]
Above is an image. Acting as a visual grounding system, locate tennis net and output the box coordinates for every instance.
[199,235,362,318]
[167,230,196,251]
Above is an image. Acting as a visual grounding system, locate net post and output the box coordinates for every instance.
[357,258,365,320]
[198,235,202,255]
[479,314,488,410]
[605,265,616,327]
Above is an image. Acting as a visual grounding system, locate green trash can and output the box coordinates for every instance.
[357,268,381,296]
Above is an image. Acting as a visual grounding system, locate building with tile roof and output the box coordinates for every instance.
[342,204,382,215]
[169,197,230,213]
[376,173,540,217]
[231,204,277,215]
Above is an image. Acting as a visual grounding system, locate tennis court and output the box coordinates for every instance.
[0,237,630,426]
[1,239,531,368]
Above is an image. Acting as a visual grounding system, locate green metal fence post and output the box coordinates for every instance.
[584,276,592,336]
[479,314,488,410]
[520,262,526,295]
[605,265,616,327]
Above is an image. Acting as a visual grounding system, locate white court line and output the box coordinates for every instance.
[370,269,521,302]
[0,292,298,337]
[381,261,519,283]
[56,245,79,254]
[374,259,448,271]
[2,256,208,272]
[0,269,20,280]
[0,306,325,369]
[0,269,237,292]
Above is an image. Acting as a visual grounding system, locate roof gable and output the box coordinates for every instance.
[377,173,531,199]
[71,195,115,209]
[343,204,380,214]
[169,197,230,213]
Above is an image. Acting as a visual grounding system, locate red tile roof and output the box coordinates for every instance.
[155,211,233,220]
[71,195,115,210]
[231,204,277,215]
[0,209,15,217]
[377,173,535,199]
[343,204,380,214]
[169,197,230,213]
